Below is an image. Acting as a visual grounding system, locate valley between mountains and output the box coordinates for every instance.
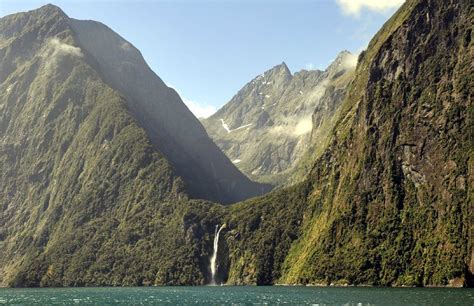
[0,0,472,287]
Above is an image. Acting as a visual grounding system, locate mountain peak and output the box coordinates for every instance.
[336,49,351,57]
[326,50,357,78]
[263,61,292,80]
[276,61,291,74]
[35,3,67,18]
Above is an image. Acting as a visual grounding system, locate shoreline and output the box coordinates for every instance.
[0,284,471,289]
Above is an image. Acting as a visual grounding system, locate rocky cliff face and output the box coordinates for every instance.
[217,0,472,286]
[202,53,355,185]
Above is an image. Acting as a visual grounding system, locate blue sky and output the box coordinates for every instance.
[0,0,404,118]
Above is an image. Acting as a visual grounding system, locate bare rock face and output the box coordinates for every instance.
[277,0,473,286]
[219,0,472,287]
[202,53,355,185]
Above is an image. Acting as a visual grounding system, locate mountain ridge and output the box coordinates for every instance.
[202,50,355,185]
[0,3,266,286]
[23,3,271,205]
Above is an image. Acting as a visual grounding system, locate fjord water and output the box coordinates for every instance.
[0,287,472,305]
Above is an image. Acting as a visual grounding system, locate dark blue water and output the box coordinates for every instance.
[0,286,473,305]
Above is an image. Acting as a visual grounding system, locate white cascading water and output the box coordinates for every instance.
[210,224,225,285]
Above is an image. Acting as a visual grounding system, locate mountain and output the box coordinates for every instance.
[0,4,266,286]
[202,53,355,185]
[68,18,272,204]
[215,0,472,286]
[0,4,270,207]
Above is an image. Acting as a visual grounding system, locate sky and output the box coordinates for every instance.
[0,0,404,118]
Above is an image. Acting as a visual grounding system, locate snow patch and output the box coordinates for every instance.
[233,123,252,131]
[232,159,241,164]
[251,166,262,175]
[219,119,231,133]
[219,119,252,133]
[299,90,303,95]
[265,95,271,98]
[6,84,13,94]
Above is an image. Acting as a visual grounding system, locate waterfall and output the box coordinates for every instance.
[210,224,225,285]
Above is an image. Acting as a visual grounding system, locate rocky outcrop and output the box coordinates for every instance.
[220,0,472,286]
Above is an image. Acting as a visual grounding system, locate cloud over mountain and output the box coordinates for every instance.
[336,0,405,16]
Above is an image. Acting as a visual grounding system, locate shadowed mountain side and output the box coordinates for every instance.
[67,18,271,204]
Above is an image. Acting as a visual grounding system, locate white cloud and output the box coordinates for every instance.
[293,117,313,136]
[48,38,83,57]
[269,116,313,137]
[41,38,83,73]
[340,52,358,70]
[121,42,133,51]
[167,84,216,119]
[306,79,329,101]
[336,0,405,16]
[182,98,216,119]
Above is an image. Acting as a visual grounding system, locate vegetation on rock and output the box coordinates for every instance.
[0,0,471,288]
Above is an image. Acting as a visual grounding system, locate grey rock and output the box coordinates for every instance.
[202,52,356,185]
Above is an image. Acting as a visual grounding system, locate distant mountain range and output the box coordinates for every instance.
[0,0,471,288]
[202,51,355,185]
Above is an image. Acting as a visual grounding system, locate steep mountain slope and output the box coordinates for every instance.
[0,4,269,208]
[0,4,263,286]
[215,0,472,286]
[202,54,355,185]
[67,18,271,204]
